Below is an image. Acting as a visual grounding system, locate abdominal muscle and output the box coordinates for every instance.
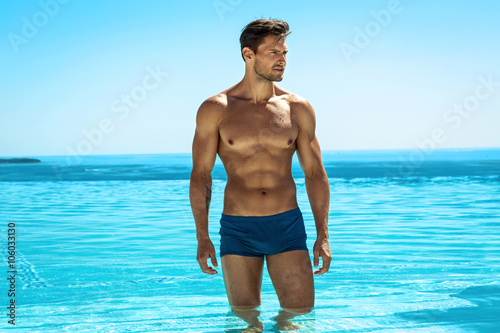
[220,151,299,216]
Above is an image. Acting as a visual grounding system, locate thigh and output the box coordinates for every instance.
[266,250,314,310]
[221,254,265,307]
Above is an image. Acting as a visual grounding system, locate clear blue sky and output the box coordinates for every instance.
[1,0,499,157]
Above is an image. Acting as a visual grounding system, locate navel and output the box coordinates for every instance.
[261,189,267,195]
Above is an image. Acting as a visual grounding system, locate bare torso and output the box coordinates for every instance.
[192,28,331,285]
[215,85,299,216]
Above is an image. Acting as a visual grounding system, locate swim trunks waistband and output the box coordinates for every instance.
[220,207,302,223]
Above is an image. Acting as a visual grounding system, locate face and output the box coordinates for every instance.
[252,35,288,82]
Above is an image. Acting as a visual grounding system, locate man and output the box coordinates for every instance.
[189,18,331,329]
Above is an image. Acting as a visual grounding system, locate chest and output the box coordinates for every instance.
[219,102,298,151]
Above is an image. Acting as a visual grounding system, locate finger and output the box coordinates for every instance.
[198,257,209,271]
[200,261,218,275]
[314,256,331,275]
[323,254,332,271]
[314,264,328,275]
[318,262,330,274]
[313,251,319,267]
[211,253,218,268]
[314,267,325,275]
[205,267,218,275]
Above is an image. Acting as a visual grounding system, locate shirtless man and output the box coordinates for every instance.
[189,19,331,329]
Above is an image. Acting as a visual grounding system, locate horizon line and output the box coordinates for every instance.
[2,146,500,159]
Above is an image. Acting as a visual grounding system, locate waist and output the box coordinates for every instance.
[221,207,301,223]
[222,178,298,216]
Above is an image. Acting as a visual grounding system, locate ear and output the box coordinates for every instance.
[242,47,254,62]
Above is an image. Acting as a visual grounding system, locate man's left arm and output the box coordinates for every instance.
[294,97,331,275]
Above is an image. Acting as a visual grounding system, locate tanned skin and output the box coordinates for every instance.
[190,34,331,330]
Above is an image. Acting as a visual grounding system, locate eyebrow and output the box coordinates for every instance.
[271,49,288,52]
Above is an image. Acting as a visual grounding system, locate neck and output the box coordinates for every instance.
[235,70,277,104]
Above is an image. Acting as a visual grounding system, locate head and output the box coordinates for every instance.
[240,19,291,82]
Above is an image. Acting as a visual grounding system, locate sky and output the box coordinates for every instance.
[1,0,499,157]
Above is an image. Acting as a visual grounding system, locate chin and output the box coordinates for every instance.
[269,74,284,82]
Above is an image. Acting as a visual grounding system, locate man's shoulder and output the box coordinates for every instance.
[200,93,228,111]
[196,93,228,125]
[279,91,315,128]
[274,85,309,108]
[282,91,314,116]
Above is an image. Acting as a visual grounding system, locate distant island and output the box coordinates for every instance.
[0,158,41,164]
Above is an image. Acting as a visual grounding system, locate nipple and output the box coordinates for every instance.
[228,139,234,145]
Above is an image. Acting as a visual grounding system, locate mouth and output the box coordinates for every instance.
[273,67,284,72]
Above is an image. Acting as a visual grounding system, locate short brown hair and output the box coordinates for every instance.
[239,19,291,61]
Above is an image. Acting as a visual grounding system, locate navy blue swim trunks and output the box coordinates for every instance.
[219,207,308,257]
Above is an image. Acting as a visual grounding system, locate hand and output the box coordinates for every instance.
[197,238,218,274]
[313,237,331,275]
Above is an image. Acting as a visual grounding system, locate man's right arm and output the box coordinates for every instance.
[189,98,221,275]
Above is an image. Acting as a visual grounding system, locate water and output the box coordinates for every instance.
[1,148,499,332]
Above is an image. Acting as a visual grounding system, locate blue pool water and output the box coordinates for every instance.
[1,148,499,332]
